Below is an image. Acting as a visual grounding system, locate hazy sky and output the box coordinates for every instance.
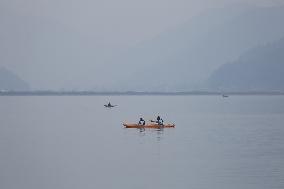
[2,0,283,47]
[1,0,284,90]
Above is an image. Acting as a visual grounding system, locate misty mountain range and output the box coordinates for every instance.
[0,68,30,91]
[207,37,284,92]
[1,4,284,91]
[106,5,284,91]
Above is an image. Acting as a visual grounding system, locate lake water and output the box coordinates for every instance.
[0,95,284,189]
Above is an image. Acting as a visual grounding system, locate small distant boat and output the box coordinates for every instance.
[104,103,117,108]
[222,94,229,98]
[123,123,175,129]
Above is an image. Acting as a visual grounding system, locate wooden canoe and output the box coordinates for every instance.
[123,123,175,128]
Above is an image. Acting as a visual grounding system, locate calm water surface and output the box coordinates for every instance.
[0,95,284,189]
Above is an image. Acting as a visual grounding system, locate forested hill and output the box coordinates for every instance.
[207,37,284,92]
[0,68,30,91]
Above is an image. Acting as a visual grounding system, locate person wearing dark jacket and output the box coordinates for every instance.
[156,116,163,125]
[138,118,145,125]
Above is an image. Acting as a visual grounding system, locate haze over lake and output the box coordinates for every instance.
[1,0,284,188]
[1,95,283,189]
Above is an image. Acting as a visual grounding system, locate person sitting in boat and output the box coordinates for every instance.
[156,116,164,125]
[107,102,111,107]
[138,118,145,125]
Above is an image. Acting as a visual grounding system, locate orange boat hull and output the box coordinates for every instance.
[123,123,175,128]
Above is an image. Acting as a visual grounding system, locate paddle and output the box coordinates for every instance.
[149,118,164,126]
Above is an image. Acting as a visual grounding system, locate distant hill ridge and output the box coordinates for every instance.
[207,37,284,92]
[104,5,284,91]
[0,67,30,91]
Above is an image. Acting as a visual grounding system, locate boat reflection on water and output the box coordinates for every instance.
[155,128,164,141]
[136,127,164,141]
[137,127,164,132]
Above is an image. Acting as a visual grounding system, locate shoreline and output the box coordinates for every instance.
[1,91,284,96]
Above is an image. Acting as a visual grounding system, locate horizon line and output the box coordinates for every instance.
[1,90,284,96]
